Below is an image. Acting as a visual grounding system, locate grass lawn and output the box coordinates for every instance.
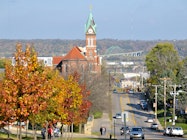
[157,109,187,134]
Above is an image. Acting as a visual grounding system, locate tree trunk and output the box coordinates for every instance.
[19,124,22,140]
[7,122,10,138]
[34,127,37,140]
[26,120,29,138]
[45,121,48,140]
[79,123,82,133]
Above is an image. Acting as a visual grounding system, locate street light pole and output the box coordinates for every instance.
[113,119,116,139]
[152,85,161,122]
[141,66,145,91]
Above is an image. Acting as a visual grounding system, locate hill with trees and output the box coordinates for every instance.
[0,39,187,59]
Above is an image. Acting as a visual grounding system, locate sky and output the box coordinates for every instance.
[0,0,187,40]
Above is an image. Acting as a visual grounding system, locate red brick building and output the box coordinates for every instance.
[55,11,102,75]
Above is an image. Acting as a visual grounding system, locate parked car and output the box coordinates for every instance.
[129,127,145,140]
[128,89,134,94]
[115,113,122,119]
[169,127,183,137]
[113,89,117,93]
[163,126,172,136]
[151,123,158,130]
[140,100,147,108]
[141,102,148,110]
[147,117,154,123]
[120,126,130,135]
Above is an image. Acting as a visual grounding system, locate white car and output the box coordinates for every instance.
[151,123,158,130]
[169,127,184,137]
[147,117,154,123]
[163,126,172,135]
[115,113,122,119]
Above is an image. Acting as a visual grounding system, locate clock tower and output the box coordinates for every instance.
[85,11,97,61]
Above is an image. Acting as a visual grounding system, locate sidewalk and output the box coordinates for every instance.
[91,112,112,139]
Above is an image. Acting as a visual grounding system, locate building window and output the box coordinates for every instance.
[87,38,90,46]
[91,38,93,46]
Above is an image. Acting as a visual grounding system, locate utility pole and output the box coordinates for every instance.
[169,84,181,126]
[141,66,145,91]
[160,77,170,129]
[152,85,161,122]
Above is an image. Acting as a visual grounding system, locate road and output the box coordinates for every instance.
[111,92,187,140]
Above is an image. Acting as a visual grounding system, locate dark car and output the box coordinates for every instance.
[120,126,130,135]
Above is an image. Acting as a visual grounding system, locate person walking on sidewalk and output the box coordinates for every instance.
[102,127,106,135]
[100,127,103,135]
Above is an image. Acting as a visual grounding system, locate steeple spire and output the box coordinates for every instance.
[85,8,96,34]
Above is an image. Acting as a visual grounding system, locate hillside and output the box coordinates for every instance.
[0,39,187,59]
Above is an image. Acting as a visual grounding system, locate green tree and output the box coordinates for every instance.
[145,42,182,105]
[146,42,181,84]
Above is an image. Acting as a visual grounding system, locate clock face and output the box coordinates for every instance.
[88,28,93,34]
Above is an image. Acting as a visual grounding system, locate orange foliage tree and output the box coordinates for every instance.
[0,43,54,139]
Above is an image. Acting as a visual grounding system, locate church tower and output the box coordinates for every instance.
[85,10,101,73]
[85,11,97,61]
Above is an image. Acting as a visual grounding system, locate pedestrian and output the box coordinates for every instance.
[48,126,53,139]
[100,127,103,135]
[41,127,46,139]
[102,127,106,135]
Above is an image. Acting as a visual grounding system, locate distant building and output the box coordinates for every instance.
[11,57,53,67]
[55,11,102,75]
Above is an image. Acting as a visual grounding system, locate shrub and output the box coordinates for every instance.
[93,112,102,119]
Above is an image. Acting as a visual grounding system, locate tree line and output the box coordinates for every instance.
[0,43,110,140]
[1,39,187,58]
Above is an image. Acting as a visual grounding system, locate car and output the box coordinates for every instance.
[140,100,146,106]
[120,126,130,135]
[163,126,172,135]
[115,113,122,119]
[129,127,145,140]
[141,102,148,110]
[128,89,134,94]
[147,117,154,123]
[113,89,117,93]
[169,127,183,137]
[151,123,158,130]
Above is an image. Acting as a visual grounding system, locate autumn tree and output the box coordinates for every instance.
[0,43,54,140]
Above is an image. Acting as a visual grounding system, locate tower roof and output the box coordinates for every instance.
[85,11,97,34]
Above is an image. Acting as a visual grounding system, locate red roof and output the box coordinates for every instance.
[53,56,64,65]
[62,46,86,60]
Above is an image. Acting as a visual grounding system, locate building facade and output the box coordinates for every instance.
[56,11,102,75]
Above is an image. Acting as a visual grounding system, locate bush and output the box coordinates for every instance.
[176,117,187,123]
[93,112,102,119]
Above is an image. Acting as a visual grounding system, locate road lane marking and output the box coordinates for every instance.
[120,94,136,125]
